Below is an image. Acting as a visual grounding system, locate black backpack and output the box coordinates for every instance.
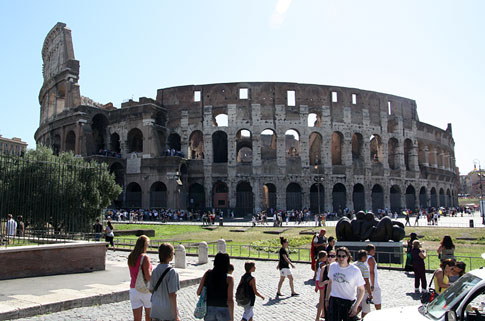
[235,275,252,306]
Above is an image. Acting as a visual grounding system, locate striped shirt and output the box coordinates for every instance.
[6,219,17,236]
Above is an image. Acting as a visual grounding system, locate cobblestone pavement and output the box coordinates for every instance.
[19,251,431,321]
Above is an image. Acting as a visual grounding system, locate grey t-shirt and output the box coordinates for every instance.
[149,263,180,320]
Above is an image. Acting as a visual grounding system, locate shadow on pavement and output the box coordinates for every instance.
[405,292,422,300]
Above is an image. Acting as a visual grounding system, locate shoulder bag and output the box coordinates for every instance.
[135,255,150,293]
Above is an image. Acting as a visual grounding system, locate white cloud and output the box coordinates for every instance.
[269,0,292,28]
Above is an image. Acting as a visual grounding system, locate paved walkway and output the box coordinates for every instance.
[17,251,432,321]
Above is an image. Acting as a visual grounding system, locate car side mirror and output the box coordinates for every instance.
[446,310,457,321]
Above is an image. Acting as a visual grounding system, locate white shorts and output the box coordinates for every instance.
[280,268,292,277]
[360,287,382,313]
[129,288,152,309]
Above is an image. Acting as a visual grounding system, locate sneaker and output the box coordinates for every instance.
[415,288,420,293]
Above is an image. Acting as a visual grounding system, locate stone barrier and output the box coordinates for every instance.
[198,241,208,264]
[175,244,186,268]
[217,239,226,253]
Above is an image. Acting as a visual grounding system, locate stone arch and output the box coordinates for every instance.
[92,114,109,152]
[352,133,364,167]
[213,181,229,208]
[419,187,427,208]
[388,138,399,170]
[236,181,254,216]
[65,130,76,152]
[262,183,277,211]
[168,133,181,152]
[390,185,401,213]
[213,113,228,127]
[439,188,445,207]
[261,129,277,160]
[212,131,228,163]
[353,184,365,212]
[332,183,346,212]
[331,131,344,165]
[430,187,437,208]
[309,132,322,166]
[285,129,300,157]
[188,183,205,211]
[370,134,383,164]
[52,134,61,155]
[310,183,325,213]
[286,183,302,210]
[418,141,426,166]
[371,184,384,213]
[446,189,452,207]
[127,128,143,153]
[308,112,321,127]
[406,185,416,210]
[188,130,204,160]
[110,133,121,153]
[404,138,414,170]
[109,162,124,207]
[150,182,167,208]
[126,182,142,208]
[236,129,252,163]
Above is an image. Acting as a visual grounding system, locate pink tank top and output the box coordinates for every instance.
[129,254,152,288]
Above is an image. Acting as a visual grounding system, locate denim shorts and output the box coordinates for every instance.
[204,306,231,321]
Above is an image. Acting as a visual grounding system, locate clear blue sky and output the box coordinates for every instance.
[0,0,483,174]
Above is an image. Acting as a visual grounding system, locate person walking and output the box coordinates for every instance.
[93,219,103,241]
[325,247,365,321]
[437,235,455,261]
[197,252,234,321]
[410,240,427,293]
[276,237,299,297]
[128,235,153,321]
[354,250,373,319]
[239,261,265,321]
[5,213,17,238]
[16,215,25,237]
[105,220,115,249]
[150,243,180,321]
[365,244,382,312]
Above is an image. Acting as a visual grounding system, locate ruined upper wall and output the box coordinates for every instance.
[156,82,419,128]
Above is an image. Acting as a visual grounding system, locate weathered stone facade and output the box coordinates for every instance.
[35,23,458,215]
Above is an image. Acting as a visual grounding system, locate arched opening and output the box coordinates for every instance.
[261,129,277,160]
[168,133,181,153]
[430,187,437,208]
[418,141,426,166]
[446,189,451,207]
[388,138,399,170]
[371,184,384,213]
[390,185,401,213]
[309,132,322,166]
[236,181,253,216]
[213,113,228,127]
[404,139,414,170]
[285,129,300,157]
[310,183,324,213]
[353,184,365,212]
[126,182,142,208]
[92,114,109,152]
[150,182,167,208]
[352,133,364,168]
[188,131,204,160]
[127,128,143,153]
[370,135,383,163]
[308,113,321,127]
[286,183,302,210]
[262,183,277,210]
[52,134,61,156]
[213,182,228,208]
[332,183,346,212]
[65,131,76,153]
[110,133,121,154]
[406,185,416,210]
[236,129,252,163]
[212,131,228,163]
[419,187,427,208]
[331,131,344,165]
[188,183,205,211]
[439,188,445,207]
[428,146,436,167]
[109,162,124,207]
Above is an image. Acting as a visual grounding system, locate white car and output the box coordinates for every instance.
[365,267,485,321]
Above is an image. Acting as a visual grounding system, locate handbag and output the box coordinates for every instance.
[194,286,207,319]
[135,255,150,293]
[420,272,437,304]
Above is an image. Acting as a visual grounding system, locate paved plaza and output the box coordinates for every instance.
[18,251,431,321]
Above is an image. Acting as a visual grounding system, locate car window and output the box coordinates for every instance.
[427,274,482,319]
[464,288,485,321]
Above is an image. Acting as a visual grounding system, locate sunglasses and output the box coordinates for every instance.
[328,255,336,258]
[337,255,348,258]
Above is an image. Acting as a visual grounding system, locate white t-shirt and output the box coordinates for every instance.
[6,218,17,236]
[365,255,380,288]
[328,262,365,301]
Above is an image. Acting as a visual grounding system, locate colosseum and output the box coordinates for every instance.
[35,23,458,215]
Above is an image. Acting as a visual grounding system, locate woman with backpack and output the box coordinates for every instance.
[237,261,265,321]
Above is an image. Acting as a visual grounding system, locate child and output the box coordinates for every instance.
[150,243,181,321]
[315,251,328,321]
[354,249,373,318]
[240,261,265,321]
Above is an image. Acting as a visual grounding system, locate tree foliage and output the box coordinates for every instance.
[0,146,122,232]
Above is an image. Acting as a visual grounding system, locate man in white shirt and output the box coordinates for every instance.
[326,247,365,321]
[6,214,17,237]
[365,244,382,312]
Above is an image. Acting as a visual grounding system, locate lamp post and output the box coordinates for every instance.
[473,159,484,225]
